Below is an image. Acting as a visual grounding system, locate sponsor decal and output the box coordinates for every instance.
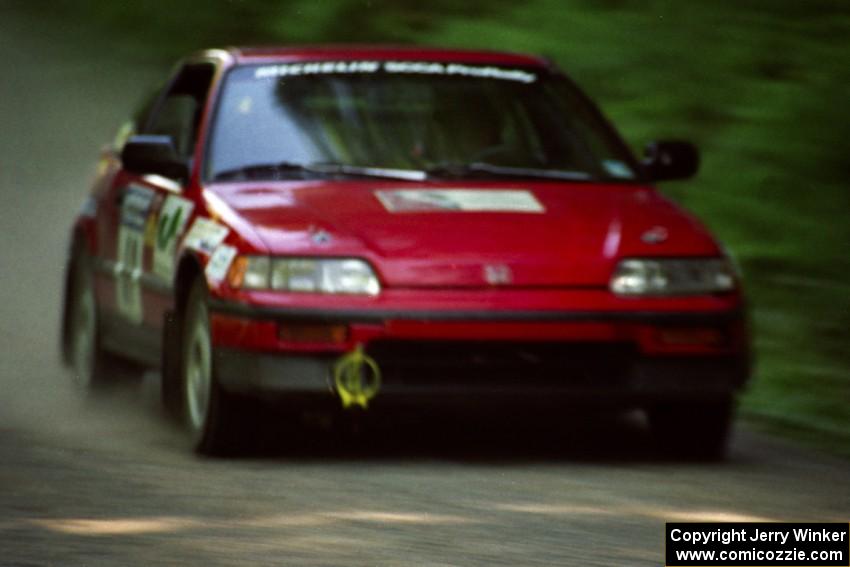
[119,184,155,230]
[256,60,380,79]
[204,245,237,282]
[385,61,536,83]
[114,184,155,323]
[237,96,253,114]
[254,61,536,84]
[144,211,158,247]
[183,217,229,255]
[115,226,145,324]
[152,195,194,280]
[375,189,544,213]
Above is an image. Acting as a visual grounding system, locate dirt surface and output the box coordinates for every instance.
[1,8,848,566]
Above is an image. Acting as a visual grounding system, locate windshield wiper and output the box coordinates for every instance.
[212,161,314,181]
[213,161,427,182]
[426,161,592,181]
[308,162,427,182]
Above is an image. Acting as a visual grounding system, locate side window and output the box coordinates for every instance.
[144,63,216,160]
[112,88,160,151]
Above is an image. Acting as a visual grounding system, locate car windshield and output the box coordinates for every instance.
[206,61,639,182]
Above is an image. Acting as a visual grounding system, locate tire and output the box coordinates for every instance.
[161,310,183,420]
[647,397,735,461]
[66,252,113,390]
[181,278,243,455]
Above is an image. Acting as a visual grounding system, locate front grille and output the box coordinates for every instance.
[366,340,636,388]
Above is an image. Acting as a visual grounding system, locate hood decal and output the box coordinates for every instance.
[375,189,544,213]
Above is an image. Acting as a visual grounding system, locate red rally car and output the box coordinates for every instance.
[61,46,751,457]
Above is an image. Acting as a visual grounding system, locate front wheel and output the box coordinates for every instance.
[181,278,244,455]
[647,398,735,461]
[67,253,113,390]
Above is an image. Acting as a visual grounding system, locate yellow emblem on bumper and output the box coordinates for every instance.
[332,344,381,409]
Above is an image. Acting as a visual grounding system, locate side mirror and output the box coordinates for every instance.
[121,135,189,182]
[642,140,699,182]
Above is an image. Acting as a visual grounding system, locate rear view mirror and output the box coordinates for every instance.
[121,135,189,182]
[642,140,699,182]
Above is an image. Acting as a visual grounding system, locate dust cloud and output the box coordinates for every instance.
[0,9,182,457]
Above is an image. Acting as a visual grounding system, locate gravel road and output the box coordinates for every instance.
[0,8,847,566]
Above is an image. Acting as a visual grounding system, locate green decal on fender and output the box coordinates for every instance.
[157,206,184,249]
[152,195,194,280]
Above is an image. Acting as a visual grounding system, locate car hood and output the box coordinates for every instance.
[208,180,722,288]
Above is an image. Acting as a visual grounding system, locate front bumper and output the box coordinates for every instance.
[214,347,748,406]
[208,293,751,406]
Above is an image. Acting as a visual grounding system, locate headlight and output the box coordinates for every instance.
[229,256,380,296]
[610,258,736,296]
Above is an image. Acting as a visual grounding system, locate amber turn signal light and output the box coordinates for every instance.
[227,256,249,288]
[278,323,349,344]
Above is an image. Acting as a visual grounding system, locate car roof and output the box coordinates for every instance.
[206,45,552,69]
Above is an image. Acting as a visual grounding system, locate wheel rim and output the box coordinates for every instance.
[70,277,95,389]
[185,309,212,435]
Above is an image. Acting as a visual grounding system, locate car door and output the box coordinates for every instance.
[98,61,216,365]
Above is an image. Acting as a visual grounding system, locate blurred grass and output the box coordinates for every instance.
[11,0,850,454]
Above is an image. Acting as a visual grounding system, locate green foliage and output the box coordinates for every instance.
[16,0,850,451]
